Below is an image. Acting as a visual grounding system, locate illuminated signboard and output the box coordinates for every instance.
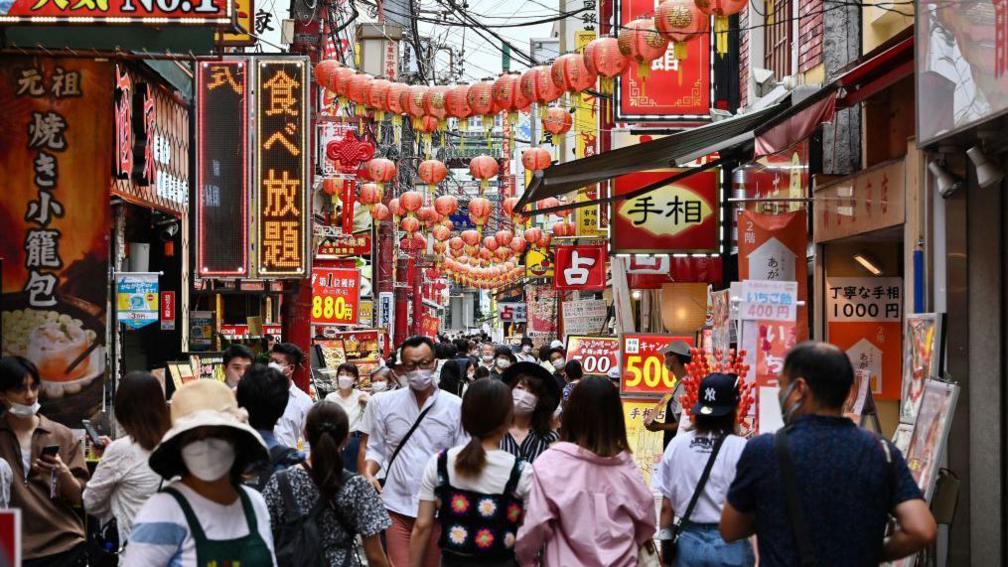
[0,0,233,25]
[196,59,248,277]
[254,59,309,277]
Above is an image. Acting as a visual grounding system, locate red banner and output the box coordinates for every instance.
[311,267,360,326]
[738,210,809,340]
[419,313,440,338]
[616,0,711,120]
[566,336,620,377]
[0,0,232,24]
[620,334,695,396]
[626,255,724,288]
[611,170,720,254]
[554,244,607,290]
[160,291,175,331]
[753,320,798,388]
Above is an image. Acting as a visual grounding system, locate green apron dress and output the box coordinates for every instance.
[164,487,274,567]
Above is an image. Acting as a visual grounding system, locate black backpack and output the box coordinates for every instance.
[247,445,303,491]
[274,468,357,567]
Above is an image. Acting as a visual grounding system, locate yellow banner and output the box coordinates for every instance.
[622,397,668,487]
[574,30,604,238]
[216,0,254,46]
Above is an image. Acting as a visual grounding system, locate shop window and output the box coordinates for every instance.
[764,0,792,80]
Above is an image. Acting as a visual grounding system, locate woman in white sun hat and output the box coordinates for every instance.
[122,379,275,567]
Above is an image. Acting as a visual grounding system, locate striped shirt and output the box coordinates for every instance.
[500,429,559,463]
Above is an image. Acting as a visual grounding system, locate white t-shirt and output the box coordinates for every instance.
[324,389,367,432]
[418,446,533,503]
[82,437,162,544]
[274,381,313,449]
[652,430,747,524]
[121,481,276,567]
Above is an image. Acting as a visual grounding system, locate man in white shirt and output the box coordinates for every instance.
[268,343,313,450]
[362,335,466,567]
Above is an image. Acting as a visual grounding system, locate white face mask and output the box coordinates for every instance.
[522,345,532,354]
[268,361,287,374]
[496,358,511,370]
[337,375,355,390]
[481,354,494,363]
[7,401,40,418]
[552,359,565,370]
[407,369,435,391]
[513,388,538,415]
[371,380,388,392]
[181,438,236,482]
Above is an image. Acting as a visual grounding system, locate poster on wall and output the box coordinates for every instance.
[0,58,112,427]
[622,398,668,487]
[189,311,215,351]
[620,334,694,396]
[826,277,903,400]
[115,273,160,329]
[614,0,711,121]
[566,336,620,377]
[710,289,731,351]
[310,267,360,326]
[611,170,720,254]
[903,379,959,500]
[562,299,607,337]
[526,286,558,338]
[900,313,945,425]
[738,210,809,340]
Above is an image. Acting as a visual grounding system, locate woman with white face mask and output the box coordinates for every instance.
[489,347,516,382]
[122,380,275,567]
[499,362,563,463]
[324,363,369,473]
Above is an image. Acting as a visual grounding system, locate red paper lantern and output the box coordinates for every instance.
[502,197,520,218]
[386,82,408,114]
[522,147,552,172]
[694,0,746,16]
[407,85,429,118]
[414,115,439,133]
[495,247,513,261]
[509,236,527,253]
[468,197,492,226]
[371,202,391,221]
[432,225,451,242]
[388,197,402,217]
[401,216,421,234]
[656,0,710,44]
[469,155,499,189]
[435,195,459,217]
[400,190,423,214]
[332,67,356,97]
[321,177,343,196]
[449,236,465,250]
[461,229,481,246]
[466,80,495,116]
[423,86,450,121]
[445,84,472,119]
[358,182,381,205]
[524,227,543,244]
[346,73,375,105]
[583,36,630,94]
[418,159,448,187]
[433,241,447,255]
[538,233,552,248]
[315,59,341,90]
[533,65,564,104]
[495,230,514,247]
[619,18,670,80]
[483,235,499,251]
[492,73,520,112]
[367,158,397,188]
[417,206,438,226]
[519,68,541,105]
[539,197,560,211]
[542,107,573,136]
[368,78,392,111]
[551,53,595,93]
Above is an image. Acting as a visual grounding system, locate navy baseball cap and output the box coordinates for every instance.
[692,373,740,417]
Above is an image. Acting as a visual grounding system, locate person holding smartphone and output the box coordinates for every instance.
[0,356,89,566]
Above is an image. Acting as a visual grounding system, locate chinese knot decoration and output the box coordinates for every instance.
[679,348,754,426]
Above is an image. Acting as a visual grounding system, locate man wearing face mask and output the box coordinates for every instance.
[489,346,516,381]
[268,343,313,450]
[0,356,88,566]
[515,337,537,363]
[721,342,937,566]
[123,379,274,567]
[363,336,467,567]
[477,342,497,372]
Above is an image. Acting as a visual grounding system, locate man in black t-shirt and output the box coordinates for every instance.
[720,342,936,566]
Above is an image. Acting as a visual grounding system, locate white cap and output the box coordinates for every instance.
[550,339,564,349]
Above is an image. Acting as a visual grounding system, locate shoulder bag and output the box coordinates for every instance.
[379,398,437,487]
[661,434,726,564]
[774,427,817,567]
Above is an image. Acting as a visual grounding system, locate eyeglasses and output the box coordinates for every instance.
[393,360,438,373]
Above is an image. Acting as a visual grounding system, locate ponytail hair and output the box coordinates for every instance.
[455,378,513,477]
[304,401,350,502]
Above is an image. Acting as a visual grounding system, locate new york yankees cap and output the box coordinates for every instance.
[692,372,740,417]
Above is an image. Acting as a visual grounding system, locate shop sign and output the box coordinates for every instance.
[611,170,721,254]
[160,291,175,330]
[614,0,711,121]
[524,247,554,279]
[311,267,360,326]
[497,302,527,323]
[620,334,694,396]
[554,244,607,290]
[377,291,394,338]
[813,158,905,244]
[0,0,233,24]
[574,29,605,238]
[826,276,903,400]
[739,210,808,340]
[419,313,440,338]
[196,59,248,277]
[566,336,619,377]
[526,285,558,338]
[238,279,266,292]
[740,280,797,322]
[116,272,159,329]
[219,323,281,339]
[317,232,372,259]
[254,59,310,277]
[358,300,373,327]
[563,299,608,337]
[0,58,112,427]
[217,0,254,46]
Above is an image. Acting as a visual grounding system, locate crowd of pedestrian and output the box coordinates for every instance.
[0,333,938,567]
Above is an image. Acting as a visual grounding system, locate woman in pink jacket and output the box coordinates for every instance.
[516,376,657,567]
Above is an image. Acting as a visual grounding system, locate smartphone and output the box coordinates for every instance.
[81,419,106,450]
[40,445,59,458]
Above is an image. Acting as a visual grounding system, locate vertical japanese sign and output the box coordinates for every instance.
[255,59,309,277]
[377,291,395,339]
[615,0,711,121]
[826,277,903,400]
[116,273,160,329]
[160,291,176,330]
[311,267,360,326]
[0,58,112,427]
[738,210,809,341]
[738,280,798,391]
[611,170,721,254]
[574,29,604,237]
[526,285,558,338]
[553,244,607,290]
[196,59,248,277]
[620,334,694,396]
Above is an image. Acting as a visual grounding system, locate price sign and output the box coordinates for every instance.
[311,267,360,326]
[620,334,694,396]
[740,280,798,322]
[566,336,620,377]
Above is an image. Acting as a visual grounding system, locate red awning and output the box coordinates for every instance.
[755,93,836,158]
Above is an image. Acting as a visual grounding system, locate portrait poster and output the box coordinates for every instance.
[0,58,113,427]
[900,313,944,424]
[622,397,667,488]
[904,379,959,500]
[710,289,731,352]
